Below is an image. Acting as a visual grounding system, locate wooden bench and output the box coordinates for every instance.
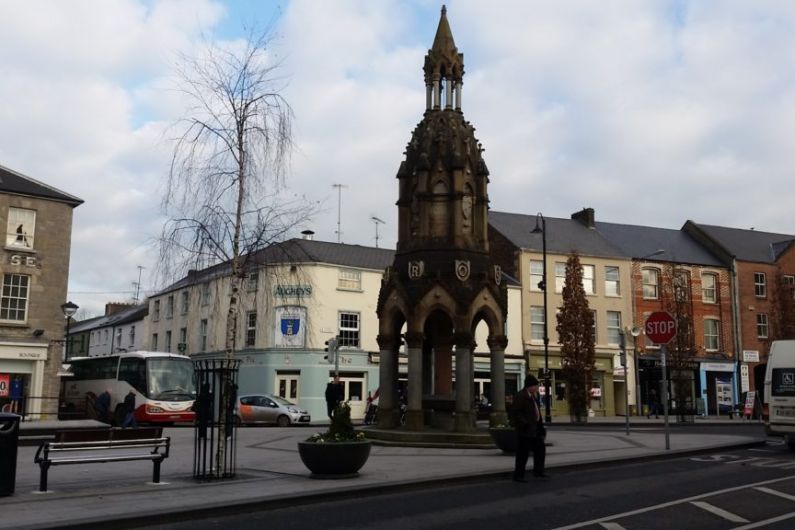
[33,427,170,492]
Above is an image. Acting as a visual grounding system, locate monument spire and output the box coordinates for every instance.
[424,5,464,111]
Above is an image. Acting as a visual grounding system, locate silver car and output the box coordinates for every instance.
[234,394,310,427]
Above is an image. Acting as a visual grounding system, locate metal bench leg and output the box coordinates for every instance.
[39,462,50,492]
[153,458,162,484]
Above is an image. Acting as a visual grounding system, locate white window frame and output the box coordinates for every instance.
[246,272,259,292]
[151,333,158,351]
[0,273,30,323]
[529,260,544,292]
[606,311,622,346]
[757,313,769,339]
[180,291,189,314]
[554,262,566,293]
[6,207,36,249]
[642,268,659,300]
[702,272,717,303]
[165,330,172,353]
[338,311,360,348]
[605,266,620,297]
[245,311,257,347]
[530,306,545,341]
[129,325,135,348]
[582,264,595,295]
[201,282,211,306]
[338,269,362,291]
[754,272,766,298]
[179,327,187,348]
[153,300,160,321]
[704,319,720,352]
[116,329,122,349]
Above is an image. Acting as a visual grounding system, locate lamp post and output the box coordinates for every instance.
[531,213,552,423]
[61,301,79,361]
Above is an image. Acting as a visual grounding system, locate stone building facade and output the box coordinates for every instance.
[0,164,82,419]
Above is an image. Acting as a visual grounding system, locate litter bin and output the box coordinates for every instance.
[0,413,21,496]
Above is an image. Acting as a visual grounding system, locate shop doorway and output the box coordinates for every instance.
[275,371,300,403]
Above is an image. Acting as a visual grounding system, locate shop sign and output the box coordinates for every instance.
[8,254,40,268]
[0,374,8,397]
[273,285,312,298]
[741,364,750,392]
[742,350,760,363]
[702,362,734,372]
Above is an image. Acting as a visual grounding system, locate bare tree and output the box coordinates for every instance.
[159,28,314,478]
[771,270,795,341]
[556,253,595,422]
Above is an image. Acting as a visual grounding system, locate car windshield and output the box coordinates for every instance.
[146,358,196,401]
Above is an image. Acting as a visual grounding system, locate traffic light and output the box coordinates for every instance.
[618,331,627,367]
[324,337,338,364]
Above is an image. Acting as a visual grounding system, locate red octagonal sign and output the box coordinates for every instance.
[645,311,677,344]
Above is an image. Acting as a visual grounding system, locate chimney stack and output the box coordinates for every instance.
[571,208,595,229]
[301,230,315,241]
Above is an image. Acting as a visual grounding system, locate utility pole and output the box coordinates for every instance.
[371,216,385,248]
[333,184,347,243]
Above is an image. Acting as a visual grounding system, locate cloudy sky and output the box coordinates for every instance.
[2,0,795,317]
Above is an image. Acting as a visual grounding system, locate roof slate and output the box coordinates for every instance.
[689,223,795,263]
[0,164,83,206]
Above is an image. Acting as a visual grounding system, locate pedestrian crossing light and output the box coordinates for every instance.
[324,337,338,364]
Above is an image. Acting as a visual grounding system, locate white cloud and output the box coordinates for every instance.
[3,0,795,316]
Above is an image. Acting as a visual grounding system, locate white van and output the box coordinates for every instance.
[764,340,795,450]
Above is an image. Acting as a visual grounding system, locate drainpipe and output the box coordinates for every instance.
[731,258,743,407]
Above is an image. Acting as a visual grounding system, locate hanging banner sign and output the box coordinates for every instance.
[274,306,307,348]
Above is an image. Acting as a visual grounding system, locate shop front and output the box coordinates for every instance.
[699,361,737,416]
[638,355,699,416]
[528,351,615,417]
[0,342,49,419]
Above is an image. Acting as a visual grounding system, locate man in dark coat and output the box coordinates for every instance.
[325,376,344,420]
[511,375,548,482]
[96,388,111,423]
[121,390,138,428]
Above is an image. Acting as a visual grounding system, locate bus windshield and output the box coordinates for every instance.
[146,358,196,401]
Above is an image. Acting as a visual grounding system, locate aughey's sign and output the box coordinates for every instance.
[273,285,312,298]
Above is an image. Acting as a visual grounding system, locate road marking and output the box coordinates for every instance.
[549,476,795,530]
[749,448,774,452]
[690,501,749,523]
[732,511,795,529]
[598,523,626,530]
[755,486,795,502]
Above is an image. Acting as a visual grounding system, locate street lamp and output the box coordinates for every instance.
[531,213,551,423]
[61,301,79,361]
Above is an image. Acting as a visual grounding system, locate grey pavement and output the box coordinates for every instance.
[1,417,767,530]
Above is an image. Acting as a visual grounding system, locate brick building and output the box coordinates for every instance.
[0,164,82,419]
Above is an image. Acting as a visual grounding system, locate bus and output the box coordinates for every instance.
[61,351,195,425]
[764,340,795,451]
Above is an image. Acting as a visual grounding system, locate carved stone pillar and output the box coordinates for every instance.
[405,331,425,431]
[434,340,453,395]
[454,332,474,432]
[377,334,399,428]
[488,334,508,426]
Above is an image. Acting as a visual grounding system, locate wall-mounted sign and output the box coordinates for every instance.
[0,374,9,397]
[274,285,312,298]
[8,254,40,268]
[274,306,307,348]
[702,362,735,372]
[741,364,750,392]
[742,350,760,363]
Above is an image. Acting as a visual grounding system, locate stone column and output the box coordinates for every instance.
[488,335,508,426]
[433,74,441,109]
[426,83,432,111]
[454,332,474,432]
[445,79,453,109]
[405,331,424,431]
[377,334,398,429]
[455,80,462,110]
[434,341,453,395]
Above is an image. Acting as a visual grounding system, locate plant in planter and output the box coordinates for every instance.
[488,421,517,455]
[297,402,371,478]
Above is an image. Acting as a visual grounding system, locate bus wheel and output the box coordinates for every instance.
[277,415,291,427]
[114,405,126,426]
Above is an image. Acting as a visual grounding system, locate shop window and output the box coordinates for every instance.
[5,207,36,249]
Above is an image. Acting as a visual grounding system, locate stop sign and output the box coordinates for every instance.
[645,311,677,344]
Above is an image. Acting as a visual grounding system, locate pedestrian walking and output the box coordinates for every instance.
[511,375,548,482]
[121,389,138,428]
[325,376,344,420]
[647,388,660,419]
[96,388,112,424]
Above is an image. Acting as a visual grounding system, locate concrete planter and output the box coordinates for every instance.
[488,427,516,455]
[297,440,371,478]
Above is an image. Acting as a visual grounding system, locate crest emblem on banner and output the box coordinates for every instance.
[281,317,300,336]
[408,260,425,279]
[455,260,471,281]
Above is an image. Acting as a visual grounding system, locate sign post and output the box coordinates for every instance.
[645,311,677,450]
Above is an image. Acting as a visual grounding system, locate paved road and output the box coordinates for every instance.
[146,436,795,530]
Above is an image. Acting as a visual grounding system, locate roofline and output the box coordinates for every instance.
[0,163,84,207]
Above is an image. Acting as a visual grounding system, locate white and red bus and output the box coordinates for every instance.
[61,351,195,424]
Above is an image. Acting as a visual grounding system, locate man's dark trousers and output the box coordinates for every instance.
[514,434,546,479]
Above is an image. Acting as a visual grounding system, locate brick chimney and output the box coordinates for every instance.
[105,302,134,316]
[571,207,595,229]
